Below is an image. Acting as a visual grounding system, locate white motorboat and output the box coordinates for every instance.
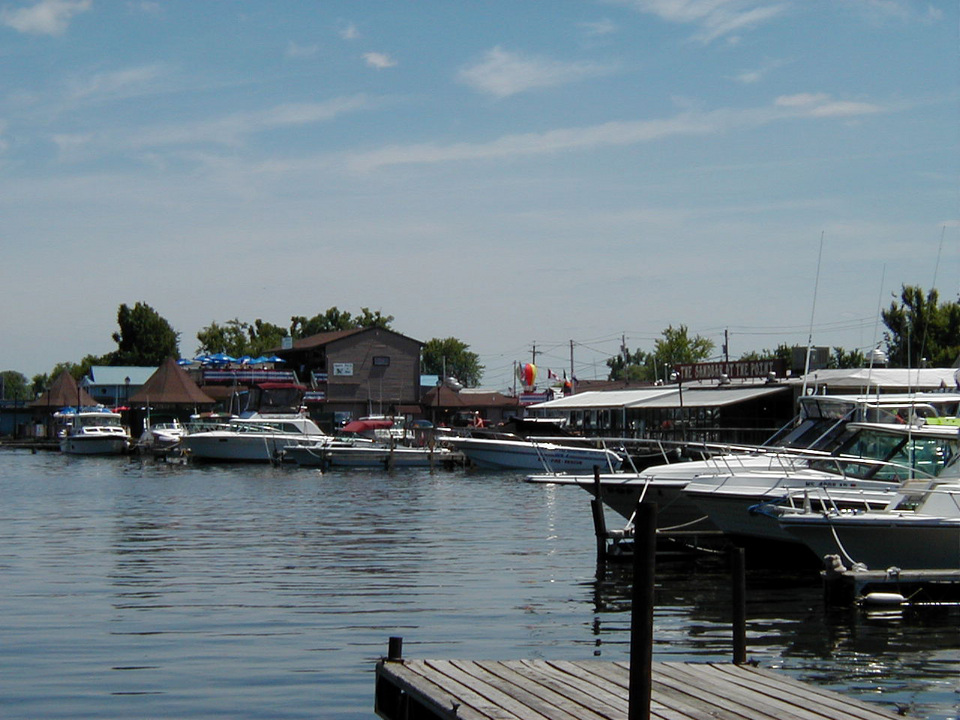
[283,441,462,469]
[528,393,960,532]
[137,418,185,450]
[180,382,329,462]
[445,434,623,473]
[682,422,960,545]
[56,407,131,455]
[777,476,960,570]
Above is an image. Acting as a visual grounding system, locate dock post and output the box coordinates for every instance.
[590,466,608,562]
[731,547,747,665]
[629,502,657,720]
[388,636,403,661]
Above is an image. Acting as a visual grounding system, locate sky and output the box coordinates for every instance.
[1,0,958,391]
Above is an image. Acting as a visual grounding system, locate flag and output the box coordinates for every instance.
[547,369,558,380]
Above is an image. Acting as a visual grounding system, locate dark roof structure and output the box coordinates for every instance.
[128,358,216,406]
[30,371,97,408]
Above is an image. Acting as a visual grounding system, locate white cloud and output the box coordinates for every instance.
[66,64,168,103]
[774,92,881,117]
[458,47,615,98]
[623,0,788,43]
[338,21,359,40]
[286,41,319,59]
[57,95,375,157]
[580,18,618,36]
[1,0,91,36]
[363,52,397,69]
[348,93,885,172]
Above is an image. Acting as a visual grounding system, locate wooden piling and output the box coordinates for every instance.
[730,547,747,665]
[628,502,657,720]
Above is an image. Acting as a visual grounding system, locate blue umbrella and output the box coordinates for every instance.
[208,353,237,364]
[264,356,285,363]
[177,358,194,365]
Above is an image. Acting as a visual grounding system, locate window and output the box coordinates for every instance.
[373,356,390,367]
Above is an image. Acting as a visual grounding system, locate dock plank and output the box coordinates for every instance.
[375,659,906,720]
[653,662,823,720]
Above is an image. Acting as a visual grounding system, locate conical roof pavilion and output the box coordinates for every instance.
[29,370,97,408]
[128,357,216,407]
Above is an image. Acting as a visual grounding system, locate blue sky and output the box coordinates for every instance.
[1,0,957,389]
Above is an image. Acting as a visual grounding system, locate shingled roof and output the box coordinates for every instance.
[30,370,97,408]
[128,358,216,406]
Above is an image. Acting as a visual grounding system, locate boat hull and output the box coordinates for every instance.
[60,435,129,455]
[449,437,622,473]
[779,515,960,570]
[181,433,324,462]
[285,444,460,469]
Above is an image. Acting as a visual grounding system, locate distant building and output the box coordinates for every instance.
[275,327,423,428]
[81,366,156,407]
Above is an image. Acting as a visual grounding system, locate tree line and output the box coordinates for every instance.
[606,285,960,382]
[2,284,955,401]
[3,304,484,399]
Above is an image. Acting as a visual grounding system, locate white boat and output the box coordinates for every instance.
[445,434,623,473]
[180,383,329,462]
[682,422,960,545]
[528,393,960,531]
[283,442,462,469]
[777,475,960,570]
[137,418,185,450]
[56,407,131,455]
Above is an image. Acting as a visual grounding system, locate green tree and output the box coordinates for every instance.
[882,285,960,367]
[738,344,792,365]
[196,319,250,357]
[655,324,715,369]
[608,326,716,382]
[289,306,394,338]
[110,302,180,365]
[606,347,655,382]
[421,337,483,387]
[828,347,866,369]
[0,371,30,401]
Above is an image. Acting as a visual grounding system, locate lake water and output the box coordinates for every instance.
[0,449,957,719]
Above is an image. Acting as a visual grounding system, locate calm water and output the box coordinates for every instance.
[0,450,957,719]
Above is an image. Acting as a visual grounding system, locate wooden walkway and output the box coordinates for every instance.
[375,658,905,720]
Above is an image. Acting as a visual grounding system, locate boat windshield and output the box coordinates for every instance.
[78,414,123,428]
[810,427,958,481]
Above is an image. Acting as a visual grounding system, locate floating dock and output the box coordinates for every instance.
[375,656,906,720]
[824,566,960,607]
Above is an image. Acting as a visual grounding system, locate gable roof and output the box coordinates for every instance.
[279,326,424,353]
[128,357,216,406]
[30,371,98,408]
[84,366,157,386]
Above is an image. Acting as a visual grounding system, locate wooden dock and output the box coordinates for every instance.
[375,656,906,720]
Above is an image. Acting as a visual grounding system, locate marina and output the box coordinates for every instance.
[0,449,957,719]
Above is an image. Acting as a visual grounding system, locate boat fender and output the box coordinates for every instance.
[861,592,906,606]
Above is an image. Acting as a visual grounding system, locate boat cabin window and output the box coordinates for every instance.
[812,428,958,481]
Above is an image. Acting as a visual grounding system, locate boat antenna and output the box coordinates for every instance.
[801,231,825,398]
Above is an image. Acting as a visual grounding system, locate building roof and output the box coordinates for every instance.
[128,358,216,406]
[421,385,518,409]
[789,368,960,392]
[82,366,157,387]
[29,371,98,408]
[530,385,786,411]
[279,326,424,353]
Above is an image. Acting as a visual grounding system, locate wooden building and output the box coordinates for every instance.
[275,327,423,428]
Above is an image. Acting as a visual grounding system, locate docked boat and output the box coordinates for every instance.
[682,421,960,545]
[445,434,623,473]
[528,392,960,531]
[180,382,329,462]
[777,475,960,570]
[283,441,462,469]
[137,417,185,451]
[56,407,132,455]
